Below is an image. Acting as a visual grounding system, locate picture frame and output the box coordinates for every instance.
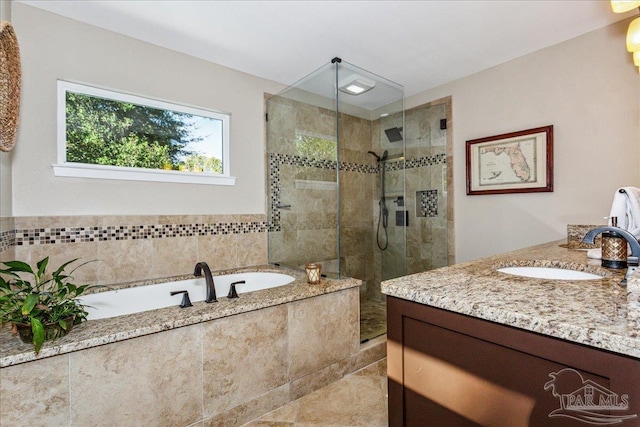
[466,125,553,196]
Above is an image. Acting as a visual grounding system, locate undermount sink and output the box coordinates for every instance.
[496,266,604,280]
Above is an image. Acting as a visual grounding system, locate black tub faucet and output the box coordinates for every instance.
[170,290,193,308]
[194,262,217,303]
[227,280,245,299]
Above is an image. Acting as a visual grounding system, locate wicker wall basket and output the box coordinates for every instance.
[0,21,21,152]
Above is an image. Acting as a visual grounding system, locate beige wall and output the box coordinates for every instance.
[0,151,10,217]
[6,4,640,266]
[408,19,640,263]
[0,0,12,218]
[10,3,285,217]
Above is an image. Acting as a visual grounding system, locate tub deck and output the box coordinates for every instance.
[0,265,361,367]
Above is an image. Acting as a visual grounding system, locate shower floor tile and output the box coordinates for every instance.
[243,359,388,427]
[360,298,387,343]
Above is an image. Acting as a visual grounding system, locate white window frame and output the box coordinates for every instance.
[54,81,235,186]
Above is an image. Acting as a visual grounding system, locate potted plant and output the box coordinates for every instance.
[0,257,98,353]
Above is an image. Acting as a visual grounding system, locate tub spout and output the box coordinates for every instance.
[194,262,217,303]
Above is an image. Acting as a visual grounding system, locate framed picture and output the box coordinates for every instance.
[466,125,553,195]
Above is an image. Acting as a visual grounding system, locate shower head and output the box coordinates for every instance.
[367,151,381,162]
[385,127,403,143]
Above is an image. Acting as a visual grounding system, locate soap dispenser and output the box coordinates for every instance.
[601,217,628,269]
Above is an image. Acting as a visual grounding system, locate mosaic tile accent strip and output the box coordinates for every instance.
[6,221,268,247]
[268,152,447,231]
[0,229,15,252]
[417,190,438,218]
[386,153,447,172]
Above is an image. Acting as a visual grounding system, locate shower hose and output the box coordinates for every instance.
[376,199,389,251]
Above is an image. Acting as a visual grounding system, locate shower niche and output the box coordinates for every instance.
[266,58,449,342]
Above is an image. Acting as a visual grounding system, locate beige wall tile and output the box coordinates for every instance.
[197,234,237,271]
[0,246,15,262]
[0,354,70,426]
[202,304,288,417]
[237,232,267,267]
[97,238,155,284]
[69,324,202,426]
[100,215,158,226]
[15,241,100,285]
[0,215,14,231]
[152,236,198,277]
[14,215,102,229]
[238,214,267,223]
[157,214,202,225]
[288,288,359,380]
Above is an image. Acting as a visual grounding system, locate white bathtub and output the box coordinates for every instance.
[79,272,296,320]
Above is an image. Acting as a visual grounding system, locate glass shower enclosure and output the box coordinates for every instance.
[266,58,405,342]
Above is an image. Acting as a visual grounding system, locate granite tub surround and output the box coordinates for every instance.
[0,277,378,426]
[381,240,640,358]
[0,265,360,367]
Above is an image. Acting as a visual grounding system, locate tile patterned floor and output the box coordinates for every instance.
[360,298,387,343]
[243,359,388,427]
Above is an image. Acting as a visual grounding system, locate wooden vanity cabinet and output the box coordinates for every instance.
[387,296,640,427]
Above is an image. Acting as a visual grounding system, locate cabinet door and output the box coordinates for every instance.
[387,297,640,427]
[403,316,610,426]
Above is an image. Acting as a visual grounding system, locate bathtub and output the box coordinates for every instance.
[79,271,295,320]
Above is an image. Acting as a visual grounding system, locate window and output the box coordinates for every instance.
[295,131,337,182]
[54,81,234,185]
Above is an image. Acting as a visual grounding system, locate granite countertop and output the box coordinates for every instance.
[0,265,361,367]
[382,240,640,359]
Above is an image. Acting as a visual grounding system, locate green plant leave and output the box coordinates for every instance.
[36,257,49,282]
[21,294,38,315]
[0,257,100,354]
[2,260,34,274]
[31,318,44,354]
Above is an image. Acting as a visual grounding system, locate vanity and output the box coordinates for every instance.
[382,241,640,426]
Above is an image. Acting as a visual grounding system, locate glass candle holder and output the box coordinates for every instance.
[305,263,322,284]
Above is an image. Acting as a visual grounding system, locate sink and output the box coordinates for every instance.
[497,266,603,280]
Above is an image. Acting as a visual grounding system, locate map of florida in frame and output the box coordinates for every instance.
[466,125,553,195]
[479,137,536,186]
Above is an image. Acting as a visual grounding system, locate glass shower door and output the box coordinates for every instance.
[266,58,408,343]
[266,62,340,276]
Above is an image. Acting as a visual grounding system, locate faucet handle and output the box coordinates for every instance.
[170,290,193,308]
[227,281,245,299]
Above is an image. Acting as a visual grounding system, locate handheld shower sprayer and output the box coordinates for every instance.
[367,150,389,250]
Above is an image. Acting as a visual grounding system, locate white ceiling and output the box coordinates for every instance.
[17,0,633,98]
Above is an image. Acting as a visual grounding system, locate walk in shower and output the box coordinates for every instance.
[266,58,449,342]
